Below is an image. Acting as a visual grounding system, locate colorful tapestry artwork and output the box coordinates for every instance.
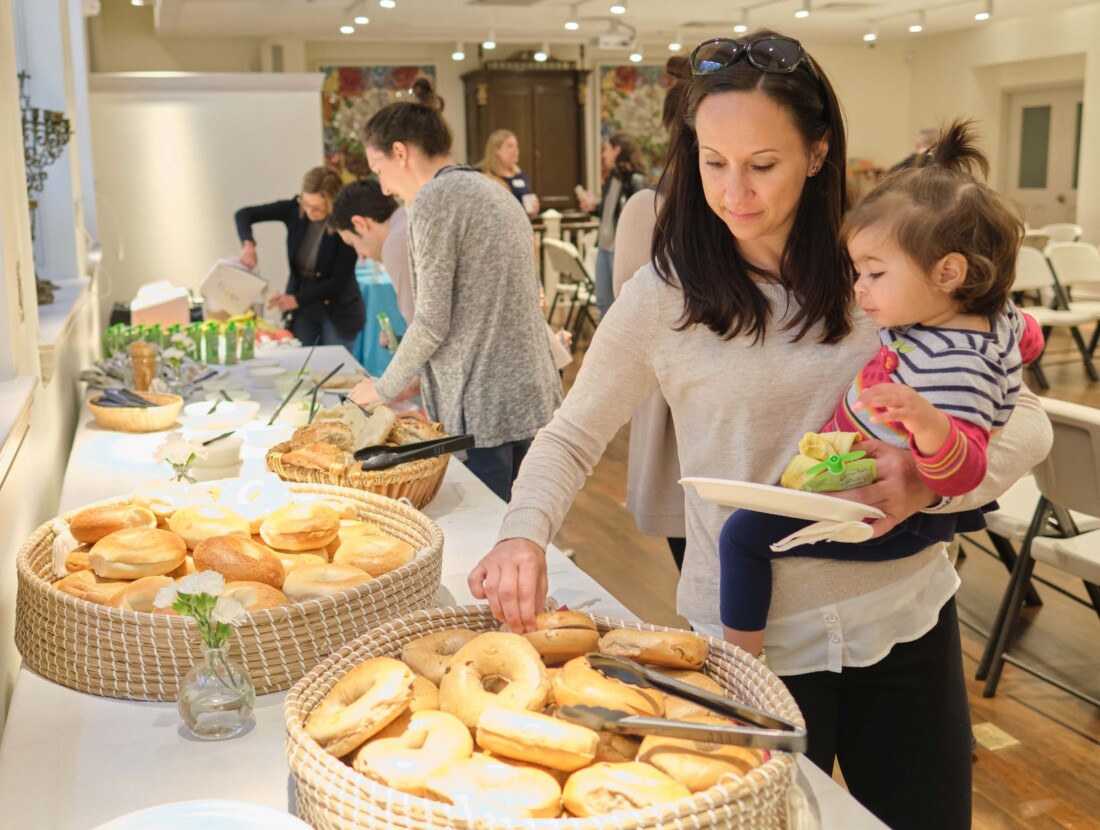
[599,65,676,182]
[321,65,436,181]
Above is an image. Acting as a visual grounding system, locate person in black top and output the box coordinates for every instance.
[235,166,365,351]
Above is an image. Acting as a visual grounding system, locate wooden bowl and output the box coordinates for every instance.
[87,392,184,433]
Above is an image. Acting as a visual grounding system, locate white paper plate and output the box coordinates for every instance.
[94,800,310,830]
[681,478,884,523]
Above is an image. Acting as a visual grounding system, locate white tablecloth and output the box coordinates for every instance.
[0,346,886,829]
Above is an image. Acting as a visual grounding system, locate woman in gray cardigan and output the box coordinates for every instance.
[348,79,561,501]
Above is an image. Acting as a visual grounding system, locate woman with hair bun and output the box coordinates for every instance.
[471,31,1052,829]
[349,79,561,502]
[235,166,365,349]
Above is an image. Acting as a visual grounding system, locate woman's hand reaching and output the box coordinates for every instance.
[468,538,548,633]
[832,439,937,537]
[239,241,258,270]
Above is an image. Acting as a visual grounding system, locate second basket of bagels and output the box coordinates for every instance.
[14,479,444,701]
[285,604,803,830]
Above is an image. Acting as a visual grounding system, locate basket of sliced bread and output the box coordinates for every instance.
[284,605,805,830]
[266,401,451,510]
[14,479,444,701]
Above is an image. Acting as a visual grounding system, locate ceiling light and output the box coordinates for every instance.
[975,0,991,20]
[452,42,465,60]
[734,9,749,33]
[610,3,627,15]
[862,22,877,42]
[629,49,643,63]
[534,42,549,62]
[794,1,810,20]
[354,14,369,25]
[565,4,579,30]
[340,24,355,34]
[668,32,683,52]
[130,0,147,5]
[483,31,497,49]
[908,10,924,33]
[379,0,395,8]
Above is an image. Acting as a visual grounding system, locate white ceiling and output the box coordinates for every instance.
[153,0,1096,48]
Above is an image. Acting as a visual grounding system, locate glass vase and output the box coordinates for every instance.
[178,644,255,740]
[166,363,194,400]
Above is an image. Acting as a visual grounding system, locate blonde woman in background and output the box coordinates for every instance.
[478,129,540,217]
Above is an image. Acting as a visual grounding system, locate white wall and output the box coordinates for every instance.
[88,73,324,319]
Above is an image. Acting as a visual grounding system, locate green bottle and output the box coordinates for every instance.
[204,322,220,365]
[224,321,239,365]
[240,321,256,360]
[377,312,399,355]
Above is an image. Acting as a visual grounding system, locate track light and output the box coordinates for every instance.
[379,0,395,8]
[668,32,683,52]
[482,31,497,49]
[340,24,354,34]
[534,42,549,62]
[908,10,924,33]
[794,1,810,20]
[565,4,579,30]
[975,0,991,20]
[862,22,877,42]
[452,42,465,61]
[733,9,749,34]
[610,3,626,15]
[629,48,643,63]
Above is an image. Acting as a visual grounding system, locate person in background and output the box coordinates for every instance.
[234,166,365,350]
[469,31,1051,829]
[478,129,540,218]
[348,78,561,502]
[577,132,648,318]
[328,177,414,327]
[612,56,692,571]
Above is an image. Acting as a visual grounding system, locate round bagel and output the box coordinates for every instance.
[551,656,664,717]
[401,629,480,686]
[562,761,690,817]
[597,628,708,670]
[281,563,372,600]
[326,519,385,557]
[273,550,329,575]
[304,657,414,757]
[88,528,187,579]
[424,753,562,819]
[168,505,251,550]
[193,534,285,587]
[52,570,130,605]
[476,705,598,772]
[522,610,599,666]
[352,709,473,797]
[69,504,157,544]
[292,494,360,520]
[332,533,415,577]
[660,670,729,721]
[106,575,174,613]
[438,632,550,730]
[222,580,287,611]
[637,716,766,792]
[134,481,214,523]
[259,503,340,551]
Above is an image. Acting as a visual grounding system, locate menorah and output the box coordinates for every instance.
[18,71,72,305]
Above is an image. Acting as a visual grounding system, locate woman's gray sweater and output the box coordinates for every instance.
[374,167,562,447]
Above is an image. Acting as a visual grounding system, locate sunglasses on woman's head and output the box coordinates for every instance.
[689,36,818,80]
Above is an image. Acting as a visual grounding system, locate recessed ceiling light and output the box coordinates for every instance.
[379,0,396,8]
[629,49,643,63]
[610,3,626,15]
[354,15,369,25]
[340,25,355,34]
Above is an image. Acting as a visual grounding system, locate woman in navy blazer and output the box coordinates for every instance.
[235,166,365,350]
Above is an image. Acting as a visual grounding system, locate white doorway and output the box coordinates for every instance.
[1004,85,1083,227]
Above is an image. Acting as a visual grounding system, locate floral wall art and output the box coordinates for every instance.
[599,64,677,181]
[320,65,436,181]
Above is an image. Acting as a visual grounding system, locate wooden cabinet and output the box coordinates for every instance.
[463,61,588,211]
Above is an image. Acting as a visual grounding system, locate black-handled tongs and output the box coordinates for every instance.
[557,653,807,752]
[355,434,476,470]
[96,388,153,408]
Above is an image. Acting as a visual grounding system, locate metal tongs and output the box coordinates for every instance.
[95,388,154,408]
[556,653,807,753]
[355,434,476,471]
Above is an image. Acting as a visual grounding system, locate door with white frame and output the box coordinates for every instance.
[1005,85,1083,228]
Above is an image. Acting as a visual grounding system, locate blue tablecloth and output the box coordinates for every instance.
[354,261,408,377]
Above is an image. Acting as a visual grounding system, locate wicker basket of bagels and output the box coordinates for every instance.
[285,605,805,829]
[266,402,452,510]
[14,477,443,701]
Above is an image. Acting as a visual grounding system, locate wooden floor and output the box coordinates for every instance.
[551,326,1100,829]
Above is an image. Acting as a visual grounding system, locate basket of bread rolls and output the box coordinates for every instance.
[265,402,450,510]
[13,480,444,701]
[284,605,803,830]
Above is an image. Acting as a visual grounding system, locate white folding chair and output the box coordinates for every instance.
[1012,246,1100,387]
[976,397,1100,705]
[542,237,599,350]
[1037,222,1084,243]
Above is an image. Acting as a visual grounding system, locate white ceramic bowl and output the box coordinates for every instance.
[93,799,312,830]
[182,400,261,431]
[195,433,243,466]
[274,400,312,427]
[203,389,252,402]
[202,377,246,392]
[241,420,295,448]
[248,366,285,388]
[245,359,280,369]
[190,459,244,483]
[273,370,313,400]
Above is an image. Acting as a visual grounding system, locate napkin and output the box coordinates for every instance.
[770,520,874,552]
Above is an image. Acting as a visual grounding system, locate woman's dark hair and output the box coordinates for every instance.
[328,178,399,231]
[842,120,1023,317]
[608,132,645,179]
[363,77,453,158]
[652,28,851,345]
[662,55,691,131]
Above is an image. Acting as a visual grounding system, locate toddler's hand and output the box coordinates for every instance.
[854,383,951,459]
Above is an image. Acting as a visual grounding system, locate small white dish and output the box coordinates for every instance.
[248,366,285,388]
[245,359,280,369]
[190,459,244,482]
[241,420,295,448]
[93,799,311,830]
[182,400,261,431]
[203,389,252,402]
[680,477,885,523]
[195,433,243,466]
[273,370,313,400]
[274,400,312,427]
[203,378,246,392]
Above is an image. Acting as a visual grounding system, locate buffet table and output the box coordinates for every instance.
[0,346,886,829]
